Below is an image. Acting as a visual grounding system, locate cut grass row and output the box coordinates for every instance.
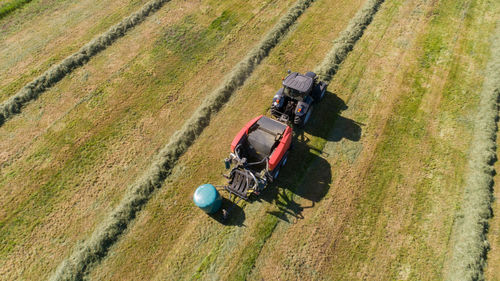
[0,0,293,279]
[83,0,381,279]
[232,0,499,279]
[0,0,31,20]
[81,0,500,279]
[486,127,500,280]
[0,0,151,102]
[445,20,500,281]
[0,0,171,127]
[315,0,384,81]
[3,0,494,279]
[49,0,316,279]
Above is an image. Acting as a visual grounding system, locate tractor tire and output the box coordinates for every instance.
[294,105,313,127]
[281,152,289,167]
[313,83,327,101]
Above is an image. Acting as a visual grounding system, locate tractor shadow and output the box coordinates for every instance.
[257,91,363,223]
[303,91,363,143]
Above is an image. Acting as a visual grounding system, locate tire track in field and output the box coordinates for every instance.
[0,0,171,127]
[445,20,500,281]
[48,0,315,280]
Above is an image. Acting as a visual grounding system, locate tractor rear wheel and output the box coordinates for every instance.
[318,86,326,101]
[313,83,326,101]
[281,152,289,167]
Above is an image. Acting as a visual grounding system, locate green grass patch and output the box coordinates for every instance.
[324,0,497,279]
[0,0,32,20]
[158,11,238,62]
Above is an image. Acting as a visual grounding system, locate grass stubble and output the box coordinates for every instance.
[0,0,171,127]
[48,0,315,279]
[48,0,387,279]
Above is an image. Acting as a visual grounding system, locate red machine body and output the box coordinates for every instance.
[230,115,292,171]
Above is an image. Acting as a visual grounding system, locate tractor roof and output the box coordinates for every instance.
[282,72,313,93]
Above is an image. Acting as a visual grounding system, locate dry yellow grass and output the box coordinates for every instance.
[0,0,150,102]
[1,0,499,280]
[0,0,294,279]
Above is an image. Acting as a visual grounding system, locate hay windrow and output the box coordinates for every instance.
[49,0,314,280]
[0,0,171,127]
[314,0,385,82]
[445,21,500,281]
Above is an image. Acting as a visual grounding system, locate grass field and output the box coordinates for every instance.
[0,0,152,103]
[0,0,296,279]
[1,0,500,280]
[0,0,32,20]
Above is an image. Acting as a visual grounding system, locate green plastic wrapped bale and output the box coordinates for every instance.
[193,184,222,214]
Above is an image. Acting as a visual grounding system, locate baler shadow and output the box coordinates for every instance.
[258,91,363,222]
[257,138,332,223]
[219,91,363,224]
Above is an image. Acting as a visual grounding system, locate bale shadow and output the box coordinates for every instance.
[208,197,246,227]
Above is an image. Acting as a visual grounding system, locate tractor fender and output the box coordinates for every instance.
[305,71,317,79]
[295,100,310,117]
[272,88,285,109]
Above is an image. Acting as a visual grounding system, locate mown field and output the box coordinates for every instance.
[1,0,499,280]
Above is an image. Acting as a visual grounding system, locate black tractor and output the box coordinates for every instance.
[270,70,328,127]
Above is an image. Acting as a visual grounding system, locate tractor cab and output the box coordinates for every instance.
[282,72,314,101]
[271,70,327,127]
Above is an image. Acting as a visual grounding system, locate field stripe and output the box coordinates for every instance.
[48,0,315,280]
[445,21,500,281]
[0,0,170,127]
[0,0,32,20]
